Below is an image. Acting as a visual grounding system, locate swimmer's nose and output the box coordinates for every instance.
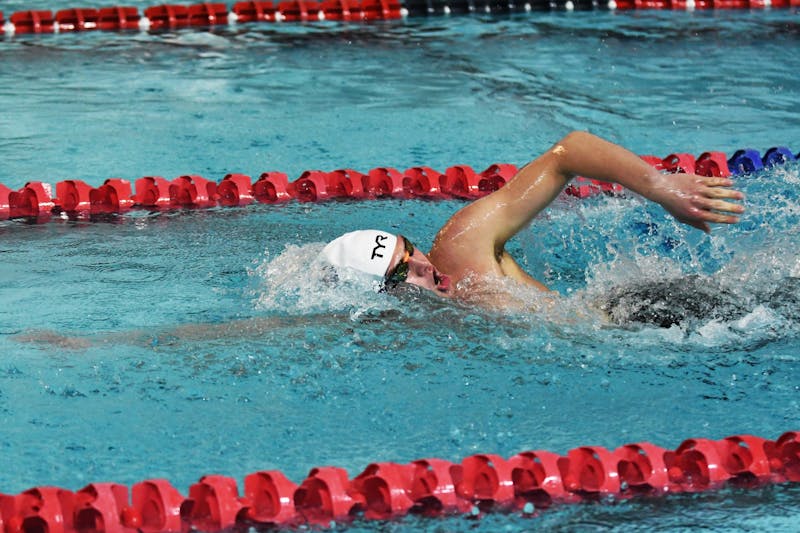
[419,263,434,277]
[408,261,433,283]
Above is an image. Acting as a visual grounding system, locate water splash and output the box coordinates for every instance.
[247,165,800,352]
[249,242,397,316]
[557,164,800,350]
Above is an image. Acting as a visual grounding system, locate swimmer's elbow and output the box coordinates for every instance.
[557,130,594,152]
[550,130,592,178]
[561,130,589,142]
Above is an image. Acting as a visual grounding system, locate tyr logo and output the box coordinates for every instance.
[371,234,389,259]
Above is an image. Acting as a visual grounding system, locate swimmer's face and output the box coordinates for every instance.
[385,236,452,296]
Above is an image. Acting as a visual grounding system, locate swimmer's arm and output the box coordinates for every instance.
[539,131,745,233]
[434,131,745,262]
[11,314,353,350]
[430,135,572,279]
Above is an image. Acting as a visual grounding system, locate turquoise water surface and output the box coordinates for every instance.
[1,6,799,531]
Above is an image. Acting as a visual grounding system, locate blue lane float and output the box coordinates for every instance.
[762,146,797,168]
[729,149,766,175]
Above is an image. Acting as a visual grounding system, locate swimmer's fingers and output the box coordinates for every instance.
[697,197,746,216]
[702,177,735,188]
[681,197,743,230]
[678,208,735,233]
[701,177,745,198]
[699,178,746,223]
[656,173,745,232]
[704,185,745,201]
[702,210,741,224]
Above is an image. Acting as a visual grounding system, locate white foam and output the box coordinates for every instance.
[732,305,780,333]
[694,319,731,346]
[584,252,685,296]
[250,243,395,315]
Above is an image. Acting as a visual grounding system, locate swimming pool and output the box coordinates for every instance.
[1,3,799,530]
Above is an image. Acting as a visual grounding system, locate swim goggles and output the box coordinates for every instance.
[384,236,414,286]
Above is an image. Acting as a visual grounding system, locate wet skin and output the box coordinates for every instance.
[383,131,745,301]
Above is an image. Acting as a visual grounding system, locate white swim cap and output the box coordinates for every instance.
[321,230,398,278]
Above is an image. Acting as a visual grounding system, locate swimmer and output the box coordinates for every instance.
[12,132,749,350]
[322,131,745,306]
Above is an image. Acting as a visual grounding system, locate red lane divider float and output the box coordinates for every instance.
[0,0,404,34]
[97,7,142,31]
[0,431,797,531]
[0,146,796,222]
[3,0,800,35]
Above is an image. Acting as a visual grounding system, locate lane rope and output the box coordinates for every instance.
[1,0,799,36]
[1,151,797,529]
[0,431,797,531]
[0,146,796,223]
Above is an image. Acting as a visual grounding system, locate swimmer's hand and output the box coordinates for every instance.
[648,173,745,233]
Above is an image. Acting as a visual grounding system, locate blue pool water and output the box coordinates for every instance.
[1,5,800,531]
